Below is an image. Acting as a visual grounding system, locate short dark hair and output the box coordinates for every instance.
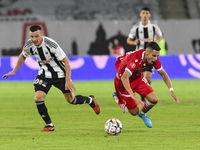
[146,42,161,51]
[141,7,150,12]
[29,25,42,32]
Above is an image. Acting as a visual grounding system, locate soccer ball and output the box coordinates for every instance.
[104,118,122,135]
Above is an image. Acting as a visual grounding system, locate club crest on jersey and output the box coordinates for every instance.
[45,51,48,54]
[130,63,136,68]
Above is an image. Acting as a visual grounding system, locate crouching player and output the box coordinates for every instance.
[113,42,179,128]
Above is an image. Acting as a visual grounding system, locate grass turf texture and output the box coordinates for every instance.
[0,80,200,150]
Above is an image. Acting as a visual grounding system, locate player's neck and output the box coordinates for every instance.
[141,20,149,26]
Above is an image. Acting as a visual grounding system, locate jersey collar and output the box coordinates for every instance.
[140,20,151,27]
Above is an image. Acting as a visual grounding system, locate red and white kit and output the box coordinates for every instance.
[114,49,162,109]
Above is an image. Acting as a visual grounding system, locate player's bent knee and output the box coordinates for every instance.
[64,93,75,103]
[34,96,44,102]
[152,98,158,104]
[34,91,46,102]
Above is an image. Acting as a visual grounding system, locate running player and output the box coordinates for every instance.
[3,25,100,131]
[113,42,179,128]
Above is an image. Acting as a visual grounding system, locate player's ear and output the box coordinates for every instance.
[140,12,142,17]
[145,48,150,54]
[39,30,43,36]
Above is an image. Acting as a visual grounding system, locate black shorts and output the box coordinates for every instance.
[144,65,154,73]
[34,75,71,94]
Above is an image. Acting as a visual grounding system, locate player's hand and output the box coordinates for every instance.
[134,39,140,45]
[131,94,143,105]
[170,91,180,104]
[2,71,16,78]
[65,79,76,93]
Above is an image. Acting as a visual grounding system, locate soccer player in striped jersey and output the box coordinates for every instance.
[113,42,179,128]
[3,25,100,131]
[127,7,163,105]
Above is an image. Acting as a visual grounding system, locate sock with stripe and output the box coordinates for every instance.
[141,99,157,113]
[70,95,95,108]
[36,101,52,125]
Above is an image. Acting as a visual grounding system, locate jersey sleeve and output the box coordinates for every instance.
[54,45,66,61]
[45,37,66,61]
[21,40,32,58]
[154,24,162,37]
[115,54,126,72]
[128,25,137,39]
[154,58,162,71]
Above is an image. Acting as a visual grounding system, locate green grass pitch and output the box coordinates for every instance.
[0,80,200,150]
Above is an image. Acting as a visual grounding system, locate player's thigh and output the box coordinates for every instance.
[64,92,75,103]
[145,92,158,104]
[35,91,47,102]
[115,77,138,109]
[34,75,52,101]
[53,78,71,94]
[133,76,153,97]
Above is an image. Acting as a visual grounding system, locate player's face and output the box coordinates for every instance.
[145,50,160,64]
[29,30,43,46]
[140,10,151,21]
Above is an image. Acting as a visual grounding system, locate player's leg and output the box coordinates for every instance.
[134,76,155,128]
[140,65,153,105]
[114,76,132,114]
[63,92,100,114]
[54,78,100,114]
[35,91,54,131]
[34,76,54,131]
[142,92,158,113]
[135,76,157,114]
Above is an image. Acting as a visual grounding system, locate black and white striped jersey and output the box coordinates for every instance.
[22,36,66,79]
[128,21,162,50]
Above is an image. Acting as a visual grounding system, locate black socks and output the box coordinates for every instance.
[71,95,95,108]
[36,101,52,124]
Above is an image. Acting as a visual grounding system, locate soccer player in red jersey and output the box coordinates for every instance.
[113,42,179,128]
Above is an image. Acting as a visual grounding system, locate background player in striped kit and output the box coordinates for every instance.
[3,25,100,131]
[127,7,163,105]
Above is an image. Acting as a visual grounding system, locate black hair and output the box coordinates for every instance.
[29,25,42,32]
[141,7,150,12]
[146,42,161,51]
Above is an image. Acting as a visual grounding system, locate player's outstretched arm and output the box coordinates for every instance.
[2,53,26,78]
[158,69,180,104]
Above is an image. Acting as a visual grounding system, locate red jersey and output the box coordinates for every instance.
[115,49,162,80]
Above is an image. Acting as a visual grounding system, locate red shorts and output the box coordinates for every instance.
[114,75,154,109]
